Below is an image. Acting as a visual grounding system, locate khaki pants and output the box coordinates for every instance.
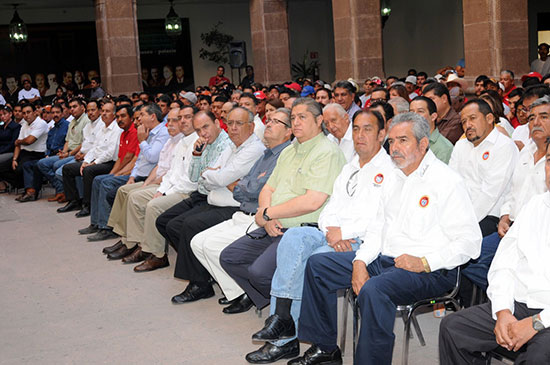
[108,182,148,235]
[190,211,258,301]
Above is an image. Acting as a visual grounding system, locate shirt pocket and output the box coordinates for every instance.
[404,192,438,241]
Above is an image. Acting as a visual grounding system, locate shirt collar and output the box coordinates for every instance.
[292,131,325,152]
[233,133,259,152]
[429,128,441,143]
[476,127,499,148]
[267,139,291,156]
[399,149,436,179]
[149,121,165,136]
[350,146,388,169]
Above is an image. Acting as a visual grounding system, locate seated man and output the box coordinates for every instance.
[290,112,482,365]
[322,103,355,161]
[246,110,395,364]
[219,98,346,313]
[99,106,197,269]
[0,103,48,190]
[423,82,463,144]
[410,96,453,164]
[156,106,265,302]
[17,104,68,202]
[460,95,550,303]
[86,103,169,241]
[58,100,121,214]
[38,98,98,203]
[439,137,550,364]
[449,99,518,237]
[190,108,292,312]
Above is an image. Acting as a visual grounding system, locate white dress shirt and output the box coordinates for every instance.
[253,114,266,141]
[355,150,482,271]
[327,122,356,162]
[488,192,550,326]
[157,132,198,195]
[204,133,266,207]
[318,148,395,240]
[83,120,122,164]
[512,124,530,147]
[449,127,518,220]
[500,140,548,221]
[156,134,182,177]
[80,117,102,155]
[19,117,48,153]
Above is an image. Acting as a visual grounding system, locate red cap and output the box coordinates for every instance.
[284,82,302,92]
[521,72,542,82]
[253,90,267,100]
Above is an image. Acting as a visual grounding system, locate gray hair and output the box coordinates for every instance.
[142,103,163,123]
[322,103,347,118]
[529,95,550,110]
[231,89,243,96]
[291,97,322,118]
[388,97,410,114]
[228,106,254,123]
[273,107,291,126]
[388,112,430,143]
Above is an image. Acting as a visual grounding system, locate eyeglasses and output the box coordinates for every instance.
[226,120,248,127]
[266,118,290,128]
[346,170,359,197]
[245,222,267,240]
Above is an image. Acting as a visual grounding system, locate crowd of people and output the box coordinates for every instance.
[1,46,550,364]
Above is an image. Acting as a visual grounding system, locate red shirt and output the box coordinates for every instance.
[118,124,140,160]
[208,75,230,88]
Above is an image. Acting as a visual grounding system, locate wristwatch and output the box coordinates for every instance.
[532,314,545,332]
[262,207,272,222]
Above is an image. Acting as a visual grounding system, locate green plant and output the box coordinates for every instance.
[199,21,234,65]
[291,51,320,79]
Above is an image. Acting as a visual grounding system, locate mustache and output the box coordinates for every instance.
[531,126,544,133]
[391,151,404,159]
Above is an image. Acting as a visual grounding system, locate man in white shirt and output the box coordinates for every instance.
[439,138,550,364]
[238,92,266,141]
[449,99,518,237]
[246,110,395,364]
[17,79,40,103]
[323,103,355,162]
[289,113,482,365]
[99,106,198,271]
[461,95,550,302]
[156,107,265,303]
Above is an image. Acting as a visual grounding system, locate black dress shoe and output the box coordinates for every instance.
[246,339,300,364]
[78,224,98,235]
[57,200,82,213]
[218,296,232,305]
[103,240,123,254]
[107,244,137,260]
[287,345,342,365]
[87,229,119,242]
[223,294,253,314]
[171,283,215,304]
[252,314,296,342]
[75,205,90,218]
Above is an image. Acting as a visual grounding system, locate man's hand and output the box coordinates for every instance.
[80,161,92,175]
[58,151,69,159]
[152,191,163,200]
[227,180,240,192]
[137,125,150,143]
[497,215,511,238]
[325,227,342,245]
[127,176,136,185]
[494,310,518,350]
[264,219,283,237]
[74,152,84,161]
[255,207,268,227]
[11,159,18,170]
[394,254,425,273]
[508,317,537,351]
[192,137,207,155]
[352,260,370,295]
[330,239,355,252]
[14,139,22,147]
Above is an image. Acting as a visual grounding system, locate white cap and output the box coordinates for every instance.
[405,75,417,84]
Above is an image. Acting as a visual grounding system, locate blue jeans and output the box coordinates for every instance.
[90,174,129,229]
[269,227,360,347]
[22,159,39,189]
[462,232,501,290]
[37,155,75,193]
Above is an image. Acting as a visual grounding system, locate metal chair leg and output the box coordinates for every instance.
[352,296,359,361]
[339,289,351,356]
[402,309,412,365]
[410,313,425,346]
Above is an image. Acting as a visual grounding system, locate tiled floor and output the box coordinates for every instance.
[0,189,506,364]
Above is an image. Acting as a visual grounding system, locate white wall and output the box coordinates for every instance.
[382,0,465,78]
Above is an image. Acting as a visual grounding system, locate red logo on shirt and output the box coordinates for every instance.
[374,173,384,184]
[482,151,490,160]
[419,196,429,208]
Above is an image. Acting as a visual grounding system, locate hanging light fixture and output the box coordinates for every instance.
[9,5,28,44]
[380,0,391,28]
[165,0,182,37]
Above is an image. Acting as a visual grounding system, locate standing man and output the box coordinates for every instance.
[18,79,40,102]
[530,43,550,76]
[333,81,361,122]
[208,65,230,88]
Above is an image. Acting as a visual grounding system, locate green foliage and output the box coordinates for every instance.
[199,21,234,65]
[291,51,320,79]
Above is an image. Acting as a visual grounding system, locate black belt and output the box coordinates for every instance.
[240,210,255,216]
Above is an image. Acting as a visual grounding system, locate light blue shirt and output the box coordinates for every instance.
[131,121,170,178]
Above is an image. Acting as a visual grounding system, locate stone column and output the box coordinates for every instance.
[95,0,142,95]
[332,0,384,81]
[249,0,292,85]
[462,0,529,80]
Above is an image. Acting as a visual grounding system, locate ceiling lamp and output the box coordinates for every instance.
[9,5,28,44]
[165,0,182,37]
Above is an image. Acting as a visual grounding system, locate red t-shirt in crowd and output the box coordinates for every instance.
[118,124,140,160]
[208,75,230,88]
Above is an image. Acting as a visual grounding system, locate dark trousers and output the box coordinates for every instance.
[219,227,287,308]
[479,215,499,237]
[298,253,456,365]
[439,301,550,364]
[0,150,44,188]
[155,192,238,283]
[62,161,114,203]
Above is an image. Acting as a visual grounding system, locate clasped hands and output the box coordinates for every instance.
[494,310,537,352]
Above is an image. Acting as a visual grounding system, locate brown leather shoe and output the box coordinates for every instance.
[57,193,67,203]
[122,246,150,264]
[134,254,169,272]
[48,193,64,202]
